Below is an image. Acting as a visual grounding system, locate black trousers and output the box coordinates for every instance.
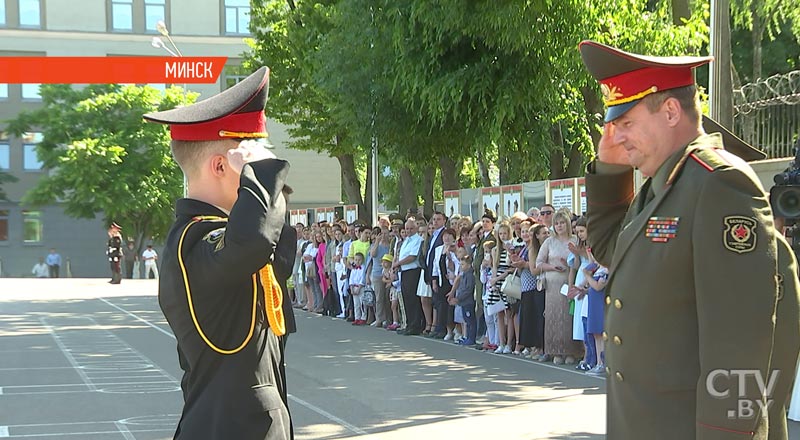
[48,264,59,278]
[433,278,451,333]
[400,268,424,333]
[109,261,121,284]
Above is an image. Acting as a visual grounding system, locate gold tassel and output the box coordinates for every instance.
[258,264,286,337]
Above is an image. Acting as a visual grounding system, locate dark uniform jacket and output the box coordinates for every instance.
[586,133,800,440]
[159,158,291,440]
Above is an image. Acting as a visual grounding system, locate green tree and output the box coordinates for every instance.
[0,171,18,201]
[6,84,196,251]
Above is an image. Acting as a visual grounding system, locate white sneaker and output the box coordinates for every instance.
[521,348,531,356]
[502,345,512,354]
[443,333,453,341]
[494,345,505,354]
[335,313,345,318]
[453,331,462,340]
[586,365,606,376]
[370,321,379,327]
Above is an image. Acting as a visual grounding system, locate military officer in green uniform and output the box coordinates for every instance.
[144,67,292,439]
[579,41,800,439]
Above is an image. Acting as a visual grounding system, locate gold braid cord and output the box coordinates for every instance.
[258,264,286,337]
[179,216,285,355]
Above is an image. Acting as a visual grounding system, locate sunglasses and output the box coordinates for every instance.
[540,211,554,215]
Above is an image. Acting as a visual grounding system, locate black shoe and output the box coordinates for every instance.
[346,317,355,322]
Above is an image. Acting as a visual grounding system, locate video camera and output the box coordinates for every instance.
[770,137,800,252]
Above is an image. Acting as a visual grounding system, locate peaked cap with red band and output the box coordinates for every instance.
[143,66,270,142]
[579,41,713,122]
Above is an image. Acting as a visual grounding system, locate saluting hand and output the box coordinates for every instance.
[597,123,630,167]
[227,140,277,175]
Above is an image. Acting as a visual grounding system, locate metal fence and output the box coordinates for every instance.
[734,70,800,159]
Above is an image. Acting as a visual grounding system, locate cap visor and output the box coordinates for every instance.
[604,101,639,123]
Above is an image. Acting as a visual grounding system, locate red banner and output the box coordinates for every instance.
[0,57,227,84]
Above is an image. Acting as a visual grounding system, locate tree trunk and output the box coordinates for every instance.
[398,166,416,217]
[564,143,586,178]
[671,0,691,26]
[549,124,565,179]
[422,166,435,218]
[438,156,460,190]
[751,8,763,81]
[336,153,366,219]
[476,150,491,187]
[581,86,604,148]
[497,151,508,185]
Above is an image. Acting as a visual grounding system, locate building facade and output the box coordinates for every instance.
[0,0,340,277]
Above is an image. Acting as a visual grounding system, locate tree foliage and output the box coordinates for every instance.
[246,0,712,215]
[6,84,197,248]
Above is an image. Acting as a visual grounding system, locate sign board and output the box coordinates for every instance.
[577,178,587,216]
[548,178,576,214]
[444,190,460,219]
[480,187,502,218]
[501,185,523,218]
[344,205,358,224]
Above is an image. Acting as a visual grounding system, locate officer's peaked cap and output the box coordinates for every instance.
[702,116,767,162]
[579,41,712,123]
[143,66,270,142]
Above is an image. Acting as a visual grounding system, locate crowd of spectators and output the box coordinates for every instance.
[290,205,610,376]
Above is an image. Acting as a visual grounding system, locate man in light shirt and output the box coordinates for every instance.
[32,258,49,278]
[392,219,424,335]
[142,244,159,279]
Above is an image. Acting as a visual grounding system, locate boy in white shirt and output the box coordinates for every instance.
[349,253,367,325]
[142,245,159,279]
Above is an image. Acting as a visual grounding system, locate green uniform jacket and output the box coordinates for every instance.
[159,158,292,440]
[586,133,800,440]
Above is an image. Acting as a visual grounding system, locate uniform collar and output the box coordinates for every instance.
[651,132,724,197]
[175,198,230,220]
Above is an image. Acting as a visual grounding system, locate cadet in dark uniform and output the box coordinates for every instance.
[579,41,800,439]
[144,67,292,440]
[107,222,123,284]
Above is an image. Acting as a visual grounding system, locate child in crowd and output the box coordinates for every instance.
[349,253,367,325]
[480,241,499,351]
[334,242,349,319]
[583,252,609,376]
[381,253,402,331]
[568,217,593,371]
[449,253,477,346]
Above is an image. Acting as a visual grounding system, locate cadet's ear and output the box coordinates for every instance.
[209,154,227,177]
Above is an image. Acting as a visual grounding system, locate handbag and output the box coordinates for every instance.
[361,285,376,307]
[536,274,545,292]
[501,269,522,300]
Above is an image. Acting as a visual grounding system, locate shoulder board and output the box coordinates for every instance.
[191,215,227,223]
[688,147,730,172]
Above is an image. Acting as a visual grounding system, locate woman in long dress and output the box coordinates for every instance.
[536,211,582,365]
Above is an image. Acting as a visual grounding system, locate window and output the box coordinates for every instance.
[22,210,42,243]
[0,1,6,27]
[111,0,133,31]
[23,132,42,171]
[0,83,6,99]
[224,0,250,35]
[0,144,8,170]
[144,0,165,32]
[0,210,8,242]
[18,0,40,28]
[21,83,40,100]
[224,65,248,89]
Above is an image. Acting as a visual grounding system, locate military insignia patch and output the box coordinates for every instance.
[723,216,757,254]
[203,228,226,252]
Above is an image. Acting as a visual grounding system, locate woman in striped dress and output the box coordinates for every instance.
[490,223,514,354]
